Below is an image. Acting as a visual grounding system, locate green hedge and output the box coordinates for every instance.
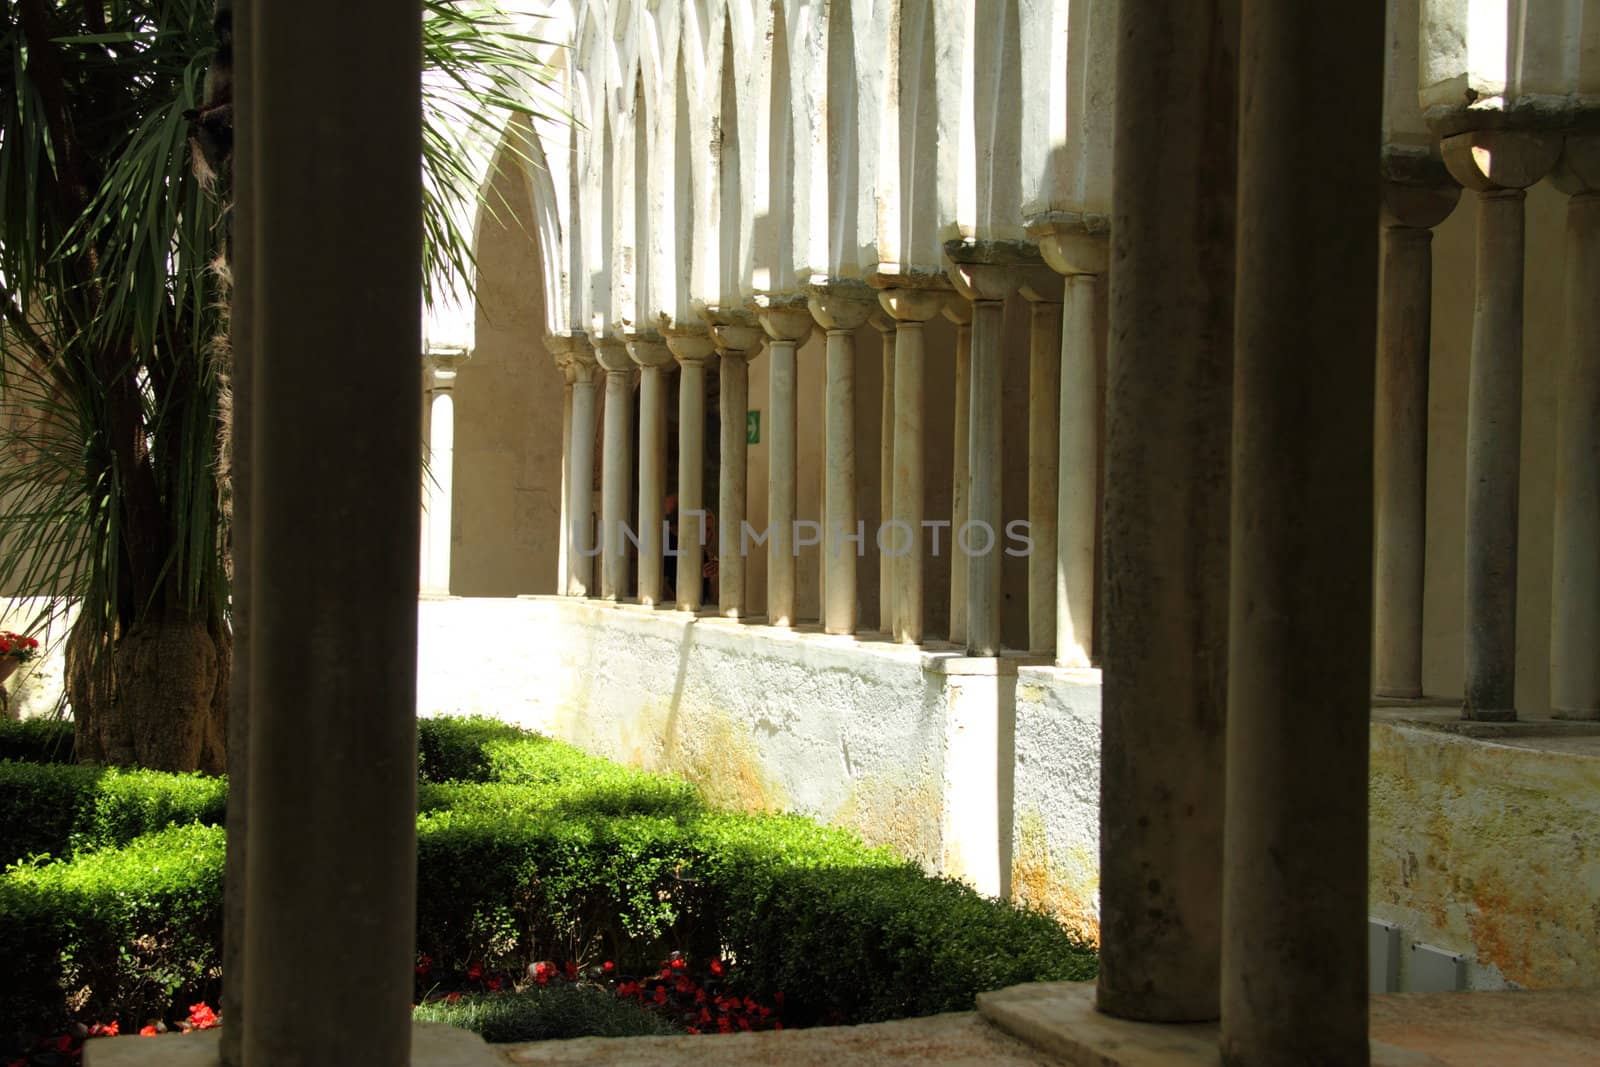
[0,824,225,1037]
[0,717,74,764]
[0,760,228,867]
[2,716,1096,1038]
[413,986,677,1042]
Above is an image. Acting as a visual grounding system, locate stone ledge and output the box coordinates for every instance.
[1372,705,1600,740]
[83,1022,501,1066]
[976,981,1600,1067]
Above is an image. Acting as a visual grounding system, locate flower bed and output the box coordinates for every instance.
[1,716,1097,1055]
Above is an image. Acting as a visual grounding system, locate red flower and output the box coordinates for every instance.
[89,1021,120,1038]
[466,963,483,981]
[601,960,615,973]
[139,1026,158,1037]
[487,976,504,992]
[717,1017,732,1034]
[563,960,578,980]
[774,1021,784,1032]
[653,987,668,1004]
[415,954,433,976]
[709,959,726,977]
[188,1003,219,1030]
[445,992,462,1004]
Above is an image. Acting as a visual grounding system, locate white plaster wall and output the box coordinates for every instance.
[419,596,953,866]
[1012,665,1101,942]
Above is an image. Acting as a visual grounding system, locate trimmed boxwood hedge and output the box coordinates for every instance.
[0,760,228,866]
[0,824,225,1039]
[0,717,75,764]
[1,715,1096,1038]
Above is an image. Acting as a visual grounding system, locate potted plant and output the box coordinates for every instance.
[0,631,41,686]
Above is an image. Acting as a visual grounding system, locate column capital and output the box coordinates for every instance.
[1026,212,1111,276]
[808,278,878,332]
[876,287,946,323]
[1441,128,1560,193]
[545,332,595,368]
[626,333,675,368]
[1380,146,1461,229]
[1552,131,1600,197]
[664,326,716,367]
[591,335,633,374]
[942,239,1047,303]
[941,294,973,328]
[699,305,765,356]
[423,348,467,392]
[758,303,819,347]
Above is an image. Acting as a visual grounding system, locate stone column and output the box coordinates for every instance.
[629,337,675,607]
[667,331,713,612]
[809,285,877,635]
[1374,161,1459,699]
[876,285,948,645]
[420,351,462,596]
[944,297,973,645]
[1032,220,1109,669]
[873,311,897,635]
[756,301,814,626]
[244,0,421,1057]
[557,362,573,594]
[1098,0,1235,1023]
[1221,2,1383,1061]
[551,334,597,597]
[1551,133,1600,720]
[594,338,633,601]
[1441,130,1559,721]
[944,262,1019,657]
[706,312,764,619]
[1021,277,1064,653]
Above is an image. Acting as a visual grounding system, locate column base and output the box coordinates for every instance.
[1462,706,1518,723]
[83,1022,502,1066]
[1552,707,1600,722]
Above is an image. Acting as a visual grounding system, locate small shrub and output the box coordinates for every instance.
[416,715,531,783]
[0,824,225,1038]
[413,986,678,1042]
[0,718,74,764]
[0,760,228,866]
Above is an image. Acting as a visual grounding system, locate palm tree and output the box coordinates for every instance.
[0,0,554,769]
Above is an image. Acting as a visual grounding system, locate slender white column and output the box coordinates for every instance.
[1373,169,1458,698]
[873,312,897,634]
[667,332,713,612]
[629,338,675,607]
[557,365,573,594]
[421,378,456,595]
[1032,224,1109,668]
[1021,279,1064,652]
[945,264,1020,657]
[550,335,597,597]
[757,304,815,627]
[943,298,972,645]
[809,287,876,635]
[877,287,947,645]
[1441,130,1559,721]
[1551,134,1600,720]
[595,338,633,601]
[706,315,764,619]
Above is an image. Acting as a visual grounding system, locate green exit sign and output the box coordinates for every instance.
[746,410,760,444]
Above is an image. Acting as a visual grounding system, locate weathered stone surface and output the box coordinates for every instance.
[86,1023,500,1067]
[499,1012,1064,1066]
